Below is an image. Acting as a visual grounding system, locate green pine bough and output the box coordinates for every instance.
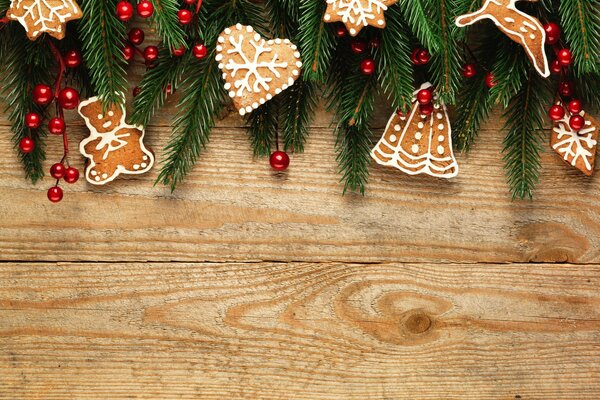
[0,0,599,200]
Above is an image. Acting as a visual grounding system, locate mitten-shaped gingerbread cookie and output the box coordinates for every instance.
[78,95,154,185]
[456,0,549,77]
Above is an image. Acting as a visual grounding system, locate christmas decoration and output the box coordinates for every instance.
[456,0,550,77]
[551,107,598,176]
[7,0,82,40]
[215,24,303,116]
[323,0,398,36]
[371,83,459,178]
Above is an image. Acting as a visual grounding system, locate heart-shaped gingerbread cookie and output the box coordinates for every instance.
[216,24,303,116]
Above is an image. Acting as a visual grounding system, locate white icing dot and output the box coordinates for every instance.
[324,14,331,21]
[224,82,231,90]
[141,163,147,168]
[291,44,297,50]
[437,146,445,155]
[417,122,424,129]
[91,170,97,176]
[585,121,592,126]
[259,98,265,104]
[530,34,536,40]
[236,23,242,30]
[282,84,288,90]
[415,132,422,140]
[296,61,303,68]
[245,106,252,113]
[267,94,273,100]
[143,155,148,161]
[216,45,223,52]
[412,144,419,153]
[97,114,103,119]
[438,124,445,130]
[108,111,114,117]
[394,124,401,132]
[218,37,225,43]
[284,39,291,44]
[224,28,231,34]
[95,176,100,181]
[434,104,440,109]
[102,173,108,179]
[133,164,140,170]
[229,91,236,98]
[389,134,397,142]
[252,102,258,109]
[254,34,261,41]
[438,135,445,142]
[215,54,223,61]
[377,19,384,26]
[275,38,282,44]
[275,88,281,95]
[292,70,299,76]
[436,113,443,120]
[239,108,246,116]
[294,51,301,58]
[350,28,357,35]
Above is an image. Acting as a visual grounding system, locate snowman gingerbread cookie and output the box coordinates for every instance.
[78,95,154,185]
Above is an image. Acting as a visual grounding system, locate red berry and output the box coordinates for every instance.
[550,59,562,74]
[116,1,134,21]
[485,72,497,88]
[64,167,80,184]
[143,45,159,62]
[172,45,185,56]
[350,39,367,55]
[184,0,195,3]
[419,103,434,116]
[416,49,430,65]
[411,48,421,65]
[58,87,79,110]
[334,24,347,38]
[164,83,174,95]
[178,9,192,24]
[360,58,376,75]
[47,186,63,203]
[136,0,154,18]
[50,163,66,179]
[557,48,572,66]
[417,89,432,105]
[33,84,53,106]
[19,137,35,153]
[133,86,141,97]
[369,37,380,49]
[123,44,135,62]
[568,99,582,114]
[128,28,145,45]
[64,50,82,68]
[269,151,290,171]
[559,81,574,97]
[548,105,565,121]
[48,117,66,135]
[192,43,208,59]
[25,112,41,129]
[544,22,561,45]
[570,115,585,131]
[462,63,477,78]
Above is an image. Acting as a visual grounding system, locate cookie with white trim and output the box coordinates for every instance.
[323,0,398,37]
[78,95,155,185]
[551,108,598,176]
[7,0,83,41]
[215,24,303,116]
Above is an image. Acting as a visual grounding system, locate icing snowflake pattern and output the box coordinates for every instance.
[216,25,302,116]
[552,115,598,175]
[7,0,82,40]
[324,0,398,36]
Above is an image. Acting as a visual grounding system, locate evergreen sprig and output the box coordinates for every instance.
[559,0,600,75]
[247,99,279,157]
[149,0,187,52]
[279,77,316,153]
[397,0,441,52]
[299,0,336,83]
[489,38,529,108]
[454,71,493,152]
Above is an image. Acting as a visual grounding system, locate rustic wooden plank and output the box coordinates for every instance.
[1,261,599,399]
[0,103,599,263]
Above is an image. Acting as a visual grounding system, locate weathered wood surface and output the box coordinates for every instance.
[1,261,600,400]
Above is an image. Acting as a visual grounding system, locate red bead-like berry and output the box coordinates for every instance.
[350,39,367,54]
[334,24,347,38]
[136,0,154,18]
[192,43,208,59]
[360,58,376,75]
[143,45,159,62]
[33,84,53,106]
[417,89,432,105]
[64,167,80,184]
[133,86,141,97]
[269,151,290,171]
[64,50,82,68]
[557,48,572,66]
[128,28,145,45]
[416,49,430,65]
[410,48,421,65]
[164,83,174,95]
[548,105,565,121]
[559,81,574,97]
[123,44,135,62]
[25,112,41,129]
[48,117,66,135]
[485,72,497,89]
[568,99,582,114]
[178,9,192,24]
[47,186,63,203]
[550,59,562,74]
[544,22,561,45]
[462,63,477,78]
[58,87,79,110]
[570,115,585,131]
[50,163,66,179]
[172,45,185,56]
[419,103,434,116]
[116,1,134,21]
[19,137,35,153]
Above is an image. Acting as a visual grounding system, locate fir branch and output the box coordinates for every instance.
[559,0,600,75]
[573,73,600,111]
[149,0,187,51]
[78,0,128,105]
[454,71,493,152]
[247,99,278,157]
[374,4,414,113]
[279,77,317,153]
[502,70,552,200]
[131,49,189,127]
[489,37,529,108]
[299,0,336,83]
[397,0,441,52]
[265,0,298,38]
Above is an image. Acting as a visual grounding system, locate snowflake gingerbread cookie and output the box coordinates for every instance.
[7,0,82,41]
[371,83,459,179]
[323,0,398,36]
[78,95,155,185]
[216,24,303,116]
[456,0,549,77]
[551,110,598,176]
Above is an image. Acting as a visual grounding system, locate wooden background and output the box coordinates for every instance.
[1,59,600,399]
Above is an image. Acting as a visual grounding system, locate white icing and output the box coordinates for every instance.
[552,114,597,173]
[389,134,397,142]
[394,124,401,132]
[415,132,422,140]
[324,0,392,36]
[411,144,419,153]
[7,0,82,40]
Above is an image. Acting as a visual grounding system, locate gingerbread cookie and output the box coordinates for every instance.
[78,95,154,185]
[216,24,302,116]
[371,83,459,178]
[7,0,82,41]
[456,0,549,77]
[323,0,398,36]
[551,108,598,176]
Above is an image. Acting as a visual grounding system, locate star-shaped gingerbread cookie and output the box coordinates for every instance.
[323,0,398,36]
[7,0,83,41]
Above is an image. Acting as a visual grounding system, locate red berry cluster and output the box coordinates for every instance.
[411,47,430,66]
[116,0,154,22]
[416,87,435,116]
[334,24,379,75]
[460,62,496,89]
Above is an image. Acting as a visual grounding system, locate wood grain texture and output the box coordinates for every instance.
[1,261,599,400]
